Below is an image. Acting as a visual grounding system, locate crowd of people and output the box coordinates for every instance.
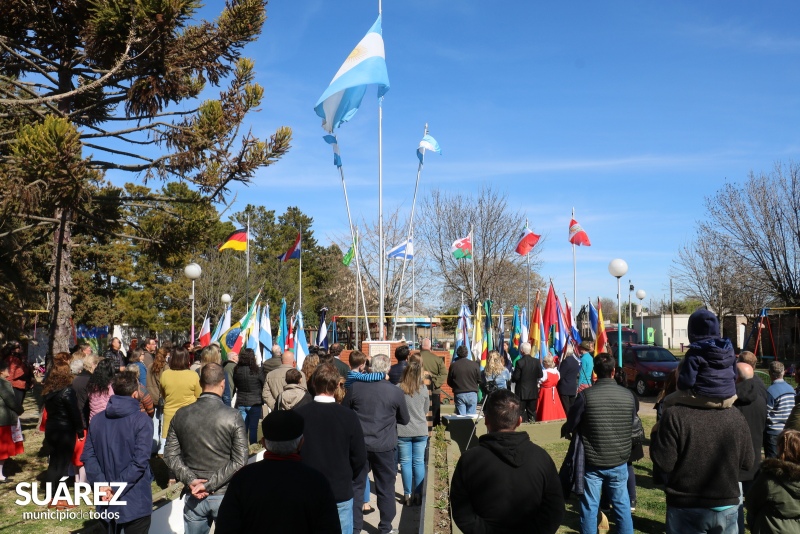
[3,307,800,533]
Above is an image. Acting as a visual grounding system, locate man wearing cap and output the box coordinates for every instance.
[164,363,248,534]
[215,410,340,533]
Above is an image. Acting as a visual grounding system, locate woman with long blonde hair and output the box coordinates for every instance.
[482,350,511,394]
[397,361,429,506]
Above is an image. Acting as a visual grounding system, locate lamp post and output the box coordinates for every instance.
[636,289,646,344]
[608,259,628,368]
[221,293,232,306]
[628,281,634,328]
[184,263,202,344]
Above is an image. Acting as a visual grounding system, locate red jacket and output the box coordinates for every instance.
[6,355,31,390]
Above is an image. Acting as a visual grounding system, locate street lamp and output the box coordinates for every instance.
[184,262,202,344]
[221,293,232,305]
[636,289,646,345]
[608,259,628,368]
[628,281,634,328]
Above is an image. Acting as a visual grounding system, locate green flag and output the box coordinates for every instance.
[342,237,357,266]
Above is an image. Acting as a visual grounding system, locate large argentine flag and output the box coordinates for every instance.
[387,238,414,260]
[315,16,390,133]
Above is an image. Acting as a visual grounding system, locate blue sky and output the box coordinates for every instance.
[196,1,800,310]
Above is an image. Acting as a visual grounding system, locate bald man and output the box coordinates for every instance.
[734,361,767,530]
[262,350,307,411]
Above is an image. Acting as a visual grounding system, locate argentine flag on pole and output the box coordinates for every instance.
[259,304,272,352]
[386,238,414,260]
[323,135,342,168]
[417,134,442,163]
[315,16,390,133]
[295,312,310,370]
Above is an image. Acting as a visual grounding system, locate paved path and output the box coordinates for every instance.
[361,470,421,534]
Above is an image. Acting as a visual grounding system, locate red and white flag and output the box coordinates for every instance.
[198,316,211,347]
[515,227,541,256]
[568,218,591,246]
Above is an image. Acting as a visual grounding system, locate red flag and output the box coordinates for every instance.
[515,227,541,255]
[568,218,591,246]
[543,284,559,346]
[287,315,295,350]
[198,316,211,347]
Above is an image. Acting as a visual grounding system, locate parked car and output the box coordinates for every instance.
[621,345,680,395]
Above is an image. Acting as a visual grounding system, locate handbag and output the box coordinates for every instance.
[72,436,86,467]
[631,413,645,446]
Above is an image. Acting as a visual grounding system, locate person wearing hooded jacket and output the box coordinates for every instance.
[82,371,153,534]
[733,362,767,533]
[450,389,564,533]
[746,429,800,534]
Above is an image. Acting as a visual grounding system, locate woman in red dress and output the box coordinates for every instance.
[536,354,566,422]
[0,358,25,480]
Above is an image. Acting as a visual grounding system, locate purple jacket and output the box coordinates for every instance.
[678,338,737,399]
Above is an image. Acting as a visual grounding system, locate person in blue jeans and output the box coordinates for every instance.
[397,361,430,505]
[447,347,481,416]
[562,352,634,534]
[232,349,265,444]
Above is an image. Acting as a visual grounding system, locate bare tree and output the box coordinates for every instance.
[417,186,544,311]
[705,162,800,306]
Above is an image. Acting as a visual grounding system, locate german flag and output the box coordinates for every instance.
[218,229,247,252]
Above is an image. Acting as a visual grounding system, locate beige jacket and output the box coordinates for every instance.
[276,384,311,411]
[262,364,307,410]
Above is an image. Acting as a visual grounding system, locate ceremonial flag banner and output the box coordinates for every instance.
[220,294,260,358]
[317,308,329,350]
[482,300,493,368]
[595,299,608,356]
[211,307,228,343]
[520,307,529,345]
[276,299,288,350]
[568,218,591,246]
[543,284,559,349]
[198,315,211,347]
[278,232,301,262]
[246,305,262,365]
[451,232,473,259]
[589,301,599,340]
[554,297,568,355]
[530,305,544,361]
[387,239,414,260]
[323,135,342,167]
[417,134,442,163]
[472,304,483,363]
[515,227,541,256]
[219,229,247,252]
[295,312,310,369]
[509,306,521,360]
[259,304,272,350]
[288,314,295,350]
[497,309,506,357]
[315,16,390,133]
[565,298,582,344]
[342,236,357,266]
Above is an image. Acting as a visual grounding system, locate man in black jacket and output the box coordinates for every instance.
[165,364,248,534]
[557,345,581,415]
[734,361,766,533]
[562,353,634,534]
[104,337,126,372]
[450,389,564,533]
[297,363,366,533]
[511,342,543,423]
[344,354,410,534]
[329,343,351,379]
[388,344,409,385]
[215,410,340,533]
[447,351,481,415]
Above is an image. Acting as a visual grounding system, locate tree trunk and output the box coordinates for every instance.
[47,207,73,362]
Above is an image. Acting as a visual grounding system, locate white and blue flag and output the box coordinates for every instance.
[315,16,390,133]
[323,135,342,168]
[386,238,414,260]
[295,311,310,370]
[259,304,272,351]
[417,134,442,163]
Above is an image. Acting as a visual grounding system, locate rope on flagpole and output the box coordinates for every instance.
[391,123,427,340]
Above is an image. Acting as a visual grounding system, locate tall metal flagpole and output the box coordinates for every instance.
[526,218,531,314]
[572,207,577,312]
[471,224,476,305]
[246,213,250,307]
[391,123,428,340]
[298,224,302,311]
[412,243,416,346]
[377,0,385,340]
[355,229,371,341]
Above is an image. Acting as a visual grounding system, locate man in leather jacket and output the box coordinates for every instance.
[165,363,248,534]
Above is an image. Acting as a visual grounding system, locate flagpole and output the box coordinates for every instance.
[470,224,476,305]
[356,228,371,341]
[391,123,427,340]
[412,247,416,347]
[526,218,531,314]
[246,213,250,308]
[298,224,303,312]
[378,98,385,340]
[572,207,577,313]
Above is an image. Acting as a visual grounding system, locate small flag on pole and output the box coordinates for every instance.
[295,312,310,369]
[317,308,329,350]
[342,236,357,266]
[515,227,541,256]
[595,299,608,356]
[387,239,414,260]
[314,16,390,133]
[569,219,591,246]
[219,229,248,252]
[276,299,288,350]
[198,315,211,347]
[417,134,442,163]
[323,135,342,167]
[278,232,301,262]
[451,232,473,259]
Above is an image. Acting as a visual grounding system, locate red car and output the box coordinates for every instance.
[621,345,680,396]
